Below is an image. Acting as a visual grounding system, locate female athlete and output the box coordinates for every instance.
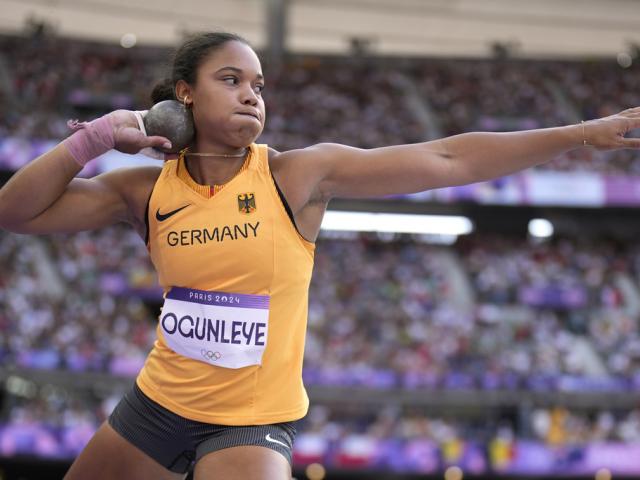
[0,32,639,480]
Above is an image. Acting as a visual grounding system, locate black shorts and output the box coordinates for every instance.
[108,383,297,474]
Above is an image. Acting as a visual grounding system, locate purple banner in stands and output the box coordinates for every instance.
[603,175,640,205]
[4,421,639,477]
[398,172,640,207]
[504,441,640,475]
[518,285,587,309]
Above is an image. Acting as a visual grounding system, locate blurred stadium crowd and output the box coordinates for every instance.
[2,225,640,471]
[2,31,640,476]
[1,34,640,173]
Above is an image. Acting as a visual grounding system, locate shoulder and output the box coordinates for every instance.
[267,143,352,173]
[266,144,354,208]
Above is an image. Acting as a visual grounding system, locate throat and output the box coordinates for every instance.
[178,150,251,199]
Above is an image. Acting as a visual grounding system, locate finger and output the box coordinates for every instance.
[132,111,147,135]
[626,117,640,131]
[144,135,172,151]
[620,137,640,149]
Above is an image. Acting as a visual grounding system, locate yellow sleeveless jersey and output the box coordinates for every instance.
[136,143,315,425]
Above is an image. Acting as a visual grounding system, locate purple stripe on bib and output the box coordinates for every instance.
[167,287,269,309]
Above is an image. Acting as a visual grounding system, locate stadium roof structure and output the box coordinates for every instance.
[1,0,640,59]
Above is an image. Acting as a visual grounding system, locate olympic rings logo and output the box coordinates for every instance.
[201,349,222,361]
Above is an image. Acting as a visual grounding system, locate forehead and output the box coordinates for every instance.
[200,41,262,74]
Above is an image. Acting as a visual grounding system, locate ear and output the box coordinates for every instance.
[175,80,192,105]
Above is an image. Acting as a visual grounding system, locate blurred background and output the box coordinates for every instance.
[1,0,640,479]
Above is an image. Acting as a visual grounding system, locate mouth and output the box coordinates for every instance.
[236,111,261,121]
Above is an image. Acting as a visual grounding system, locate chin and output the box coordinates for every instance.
[232,126,263,146]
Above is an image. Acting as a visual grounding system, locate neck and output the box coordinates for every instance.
[184,140,249,186]
[193,138,247,157]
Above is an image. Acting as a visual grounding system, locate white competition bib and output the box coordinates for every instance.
[159,287,270,369]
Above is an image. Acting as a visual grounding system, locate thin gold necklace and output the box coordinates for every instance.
[181,147,248,158]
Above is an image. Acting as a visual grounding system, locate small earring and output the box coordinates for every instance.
[183,97,191,108]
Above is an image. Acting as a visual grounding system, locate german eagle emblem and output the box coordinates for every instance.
[237,193,256,214]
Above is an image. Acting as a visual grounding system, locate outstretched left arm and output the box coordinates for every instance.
[292,107,640,201]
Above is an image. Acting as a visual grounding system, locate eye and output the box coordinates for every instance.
[222,76,238,85]
[254,84,265,94]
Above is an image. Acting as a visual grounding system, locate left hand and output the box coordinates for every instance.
[584,107,640,151]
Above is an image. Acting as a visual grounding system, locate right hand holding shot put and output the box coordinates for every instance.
[110,100,195,156]
[109,109,173,155]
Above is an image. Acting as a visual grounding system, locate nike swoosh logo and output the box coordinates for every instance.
[265,433,289,449]
[155,204,191,222]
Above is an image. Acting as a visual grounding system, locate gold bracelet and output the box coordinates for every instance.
[581,120,588,146]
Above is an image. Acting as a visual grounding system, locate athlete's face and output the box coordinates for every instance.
[182,41,266,149]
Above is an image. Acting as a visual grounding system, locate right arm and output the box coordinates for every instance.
[0,111,169,235]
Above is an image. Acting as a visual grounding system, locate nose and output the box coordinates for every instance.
[240,84,258,106]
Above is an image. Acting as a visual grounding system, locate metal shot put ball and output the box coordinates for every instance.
[143,100,195,153]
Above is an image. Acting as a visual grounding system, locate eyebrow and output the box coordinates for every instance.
[216,66,264,80]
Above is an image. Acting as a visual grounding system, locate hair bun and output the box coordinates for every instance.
[150,78,176,104]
